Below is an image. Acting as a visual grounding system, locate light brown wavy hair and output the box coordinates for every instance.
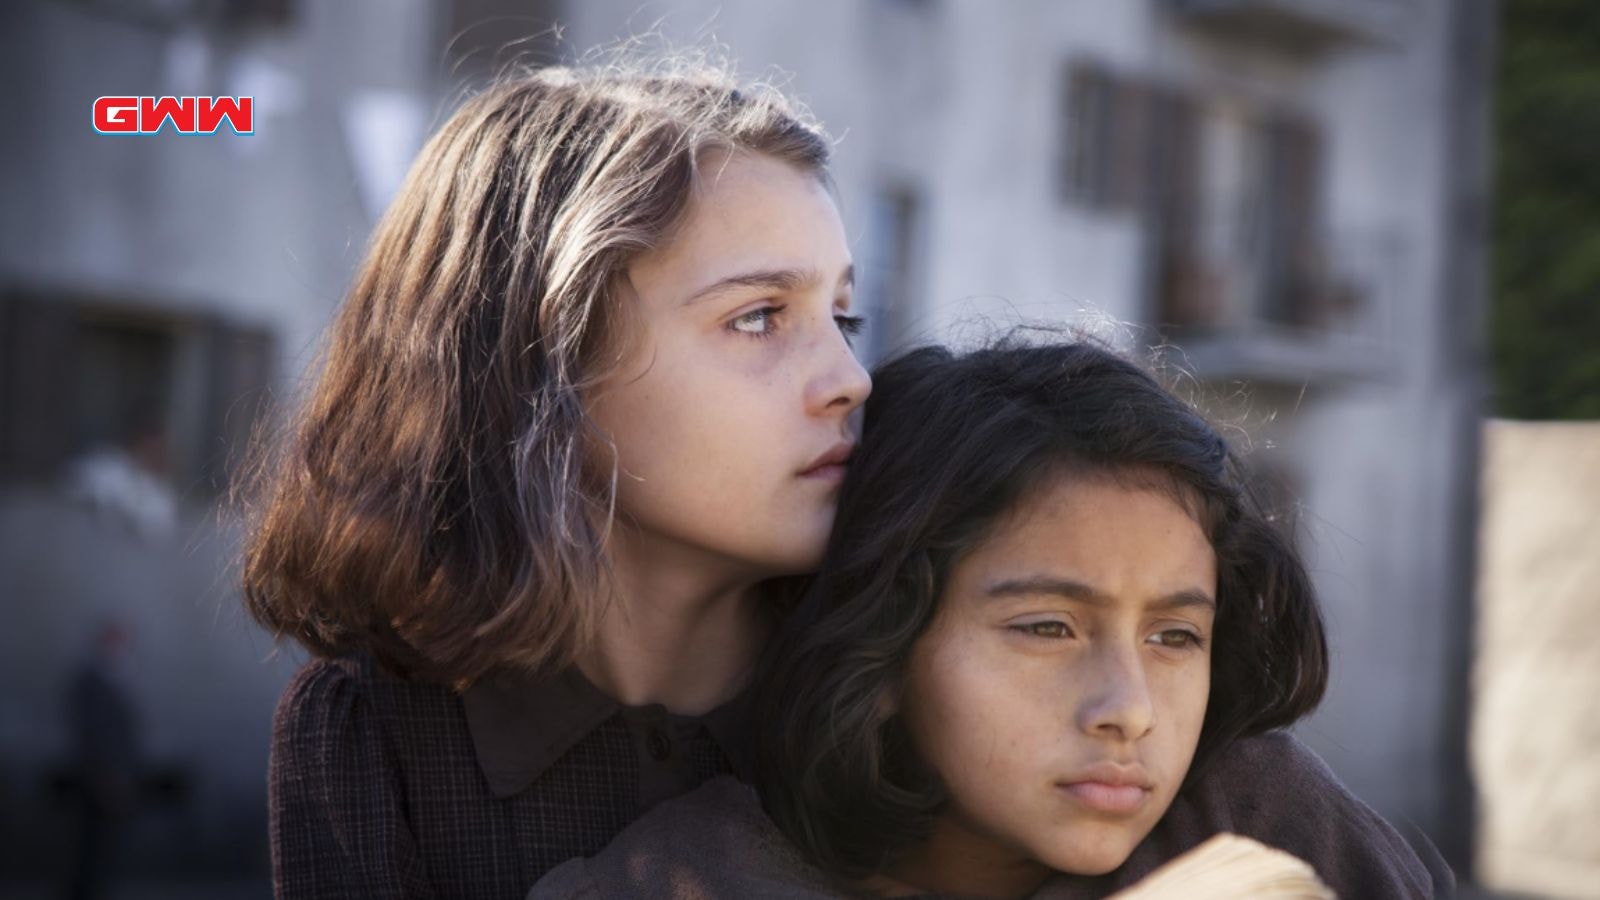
[241,61,831,685]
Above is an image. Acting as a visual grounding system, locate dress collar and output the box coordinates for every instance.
[461,664,754,798]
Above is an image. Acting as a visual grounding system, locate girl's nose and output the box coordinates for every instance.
[1075,643,1156,742]
[805,322,872,416]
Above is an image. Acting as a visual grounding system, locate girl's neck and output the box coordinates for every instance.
[576,524,775,715]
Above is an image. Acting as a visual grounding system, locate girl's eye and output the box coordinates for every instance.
[729,305,783,337]
[1150,630,1205,651]
[835,313,866,344]
[1011,621,1073,639]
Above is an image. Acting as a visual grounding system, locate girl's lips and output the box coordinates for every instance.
[799,441,855,480]
[799,462,848,482]
[1058,781,1150,815]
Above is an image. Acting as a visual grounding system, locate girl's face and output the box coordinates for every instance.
[588,150,870,578]
[896,474,1216,896]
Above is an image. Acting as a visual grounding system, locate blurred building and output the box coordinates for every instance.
[0,0,1491,885]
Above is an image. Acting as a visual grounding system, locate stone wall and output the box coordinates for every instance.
[1473,420,1600,898]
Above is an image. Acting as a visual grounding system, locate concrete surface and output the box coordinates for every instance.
[1473,420,1600,900]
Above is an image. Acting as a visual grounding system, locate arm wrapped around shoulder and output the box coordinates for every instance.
[1168,731,1453,899]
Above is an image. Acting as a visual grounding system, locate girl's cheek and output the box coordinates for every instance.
[705,315,777,361]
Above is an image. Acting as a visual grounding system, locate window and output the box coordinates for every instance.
[1059,61,1149,211]
[859,185,923,362]
[1058,63,1341,338]
[0,291,274,501]
[1149,96,1328,331]
[1259,112,1326,327]
[72,320,175,460]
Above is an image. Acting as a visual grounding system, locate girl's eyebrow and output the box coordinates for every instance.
[681,263,854,307]
[983,576,1216,612]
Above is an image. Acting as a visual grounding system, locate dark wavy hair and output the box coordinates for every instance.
[753,337,1328,878]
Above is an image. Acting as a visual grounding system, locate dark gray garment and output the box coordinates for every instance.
[529,731,1453,899]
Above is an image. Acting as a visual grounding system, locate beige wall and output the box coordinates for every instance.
[1474,420,1600,898]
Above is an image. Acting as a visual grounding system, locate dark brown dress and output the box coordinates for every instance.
[269,652,747,899]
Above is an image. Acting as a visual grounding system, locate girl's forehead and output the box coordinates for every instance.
[942,478,1217,601]
[628,153,848,307]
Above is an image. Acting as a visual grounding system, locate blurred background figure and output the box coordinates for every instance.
[0,0,1593,897]
[63,620,143,900]
[65,409,177,541]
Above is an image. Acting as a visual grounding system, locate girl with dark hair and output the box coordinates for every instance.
[531,338,1448,899]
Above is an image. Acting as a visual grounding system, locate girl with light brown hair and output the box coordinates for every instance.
[244,59,869,896]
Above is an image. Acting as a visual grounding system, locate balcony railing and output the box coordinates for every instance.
[1153,228,1406,384]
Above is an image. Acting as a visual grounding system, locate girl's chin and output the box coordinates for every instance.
[1035,834,1143,878]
